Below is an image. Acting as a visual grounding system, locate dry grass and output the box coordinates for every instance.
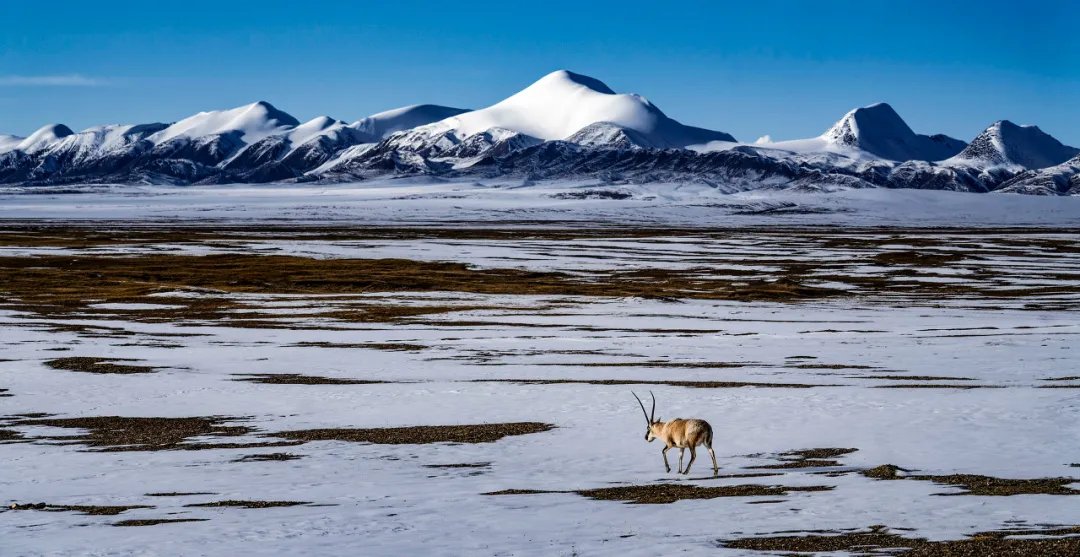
[8,415,297,452]
[274,422,555,445]
[474,379,831,388]
[113,518,209,527]
[8,502,151,515]
[232,374,388,385]
[184,500,311,509]
[719,525,1080,555]
[860,465,1080,495]
[750,448,857,469]
[233,452,303,462]
[44,357,157,375]
[486,483,833,504]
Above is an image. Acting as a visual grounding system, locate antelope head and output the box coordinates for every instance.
[632,391,662,442]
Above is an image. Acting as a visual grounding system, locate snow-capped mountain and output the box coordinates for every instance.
[351,105,470,140]
[394,70,736,151]
[0,70,1075,194]
[948,120,1079,170]
[731,103,966,162]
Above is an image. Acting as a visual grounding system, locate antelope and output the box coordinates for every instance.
[633,391,718,476]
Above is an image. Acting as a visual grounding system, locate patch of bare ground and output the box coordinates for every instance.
[719,525,1080,556]
[750,448,858,470]
[0,388,10,397]
[232,374,388,385]
[1042,376,1080,381]
[233,452,303,462]
[876,383,1002,389]
[855,375,975,381]
[0,429,25,443]
[861,465,1080,495]
[113,518,209,527]
[274,422,554,445]
[287,341,426,351]
[9,416,299,452]
[44,357,157,375]
[483,360,762,368]
[184,500,311,509]
[0,254,844,324]
[486,484,833,504]
[7,502,151,515]
[423,462,491,469]
[785,363,878,369]
[145,492,217,497]
[473,379,832,389]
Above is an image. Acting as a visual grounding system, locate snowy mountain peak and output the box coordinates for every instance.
[821,103,964,161]
[951,120,1079,170]
[150,101,300,145]
[351,104,470,141]
[16,123,75,153]
[418,69,735,148]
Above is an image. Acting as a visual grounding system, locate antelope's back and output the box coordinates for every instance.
[669,418,712,447]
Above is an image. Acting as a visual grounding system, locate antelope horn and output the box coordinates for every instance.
[649,390,656,423]
[632,391,651,425]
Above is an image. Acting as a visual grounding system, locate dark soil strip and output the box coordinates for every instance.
[0,388,10,397]
[474,379,831,389]
[113,518,209,527]
[486,484,833,504]
[232,374,388,385]
[274,422,554,445]
[719,525,1080,556]
[875,384,1001,389]
[861,465,1080,495]
[288,342,426,351]
[145,492,217,497]
[184,500,311,509]
[8,502,151,515]
[44,357,156,375]
[855,375,975,381]
[750,448,858,470]
[233,453,303,462]
[423,462,491,469]
[0,429,26,443]
[9,415,298,452]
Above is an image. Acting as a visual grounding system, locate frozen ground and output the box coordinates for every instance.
[0,218,1078,555]
[1,180,1080,226]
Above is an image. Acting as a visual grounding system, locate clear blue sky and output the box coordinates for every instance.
[2,0,1077,145]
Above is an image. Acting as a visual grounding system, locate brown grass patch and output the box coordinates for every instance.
[145,492,217,497]
[113,518,209,527]
[44,357,156,375]
[750,448,857,469]
[423,462,491,469]
[875,384,1001,389]
[861,465,1080,495]
[274,422,554,445]
[486,483,833,504]
[287,341,426,351]
[233,452,303,462]
[232,374,388,385]
[719,525,1080,555]
[856,375,975,381]
[184,500,311,509]
[9,415,299,452]
[475,379,830,389]
[8,502,151,515]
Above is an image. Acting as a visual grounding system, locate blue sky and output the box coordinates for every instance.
[2,0,1077,144]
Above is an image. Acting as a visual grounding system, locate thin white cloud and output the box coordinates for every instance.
[0,74,106,87]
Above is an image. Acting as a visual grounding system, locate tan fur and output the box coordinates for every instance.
[647,418,718,475]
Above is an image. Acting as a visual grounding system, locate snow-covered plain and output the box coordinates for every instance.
[0,218,1078,556]
[2,180,1080,226]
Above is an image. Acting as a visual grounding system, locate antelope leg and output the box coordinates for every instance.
[683,447,697,475]
[661,446,671,473]
[678,448,685,474]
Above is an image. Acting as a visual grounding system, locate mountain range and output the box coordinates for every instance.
[1,70,1077,195]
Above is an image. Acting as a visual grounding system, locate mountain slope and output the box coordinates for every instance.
[819,103,966,161]
[415,70,736,148]
[949,120,1079,170]
[351,105,470,140]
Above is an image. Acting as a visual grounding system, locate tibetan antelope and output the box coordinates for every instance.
[633,391,718,476]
